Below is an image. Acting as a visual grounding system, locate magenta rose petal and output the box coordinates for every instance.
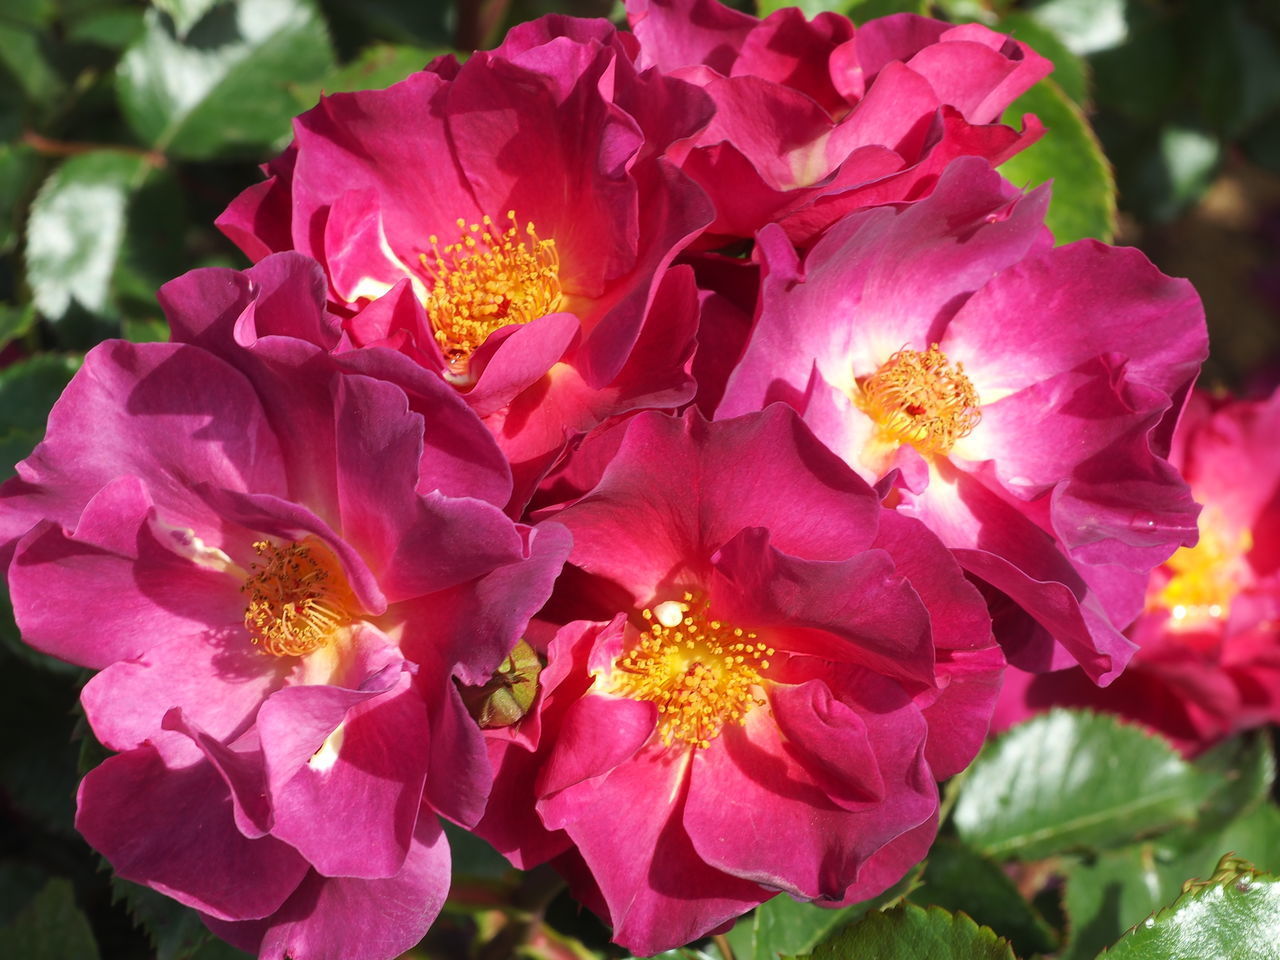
[10,484,245,670]
[79,606,285,763]
[626,1,1050,243]
[463,312,581,419]
[257,665,429,879]
[710,527,935,684]
[684,677,933,901]
[205,817,451,960]
[421,680,493,828]
[215,24,713,484]
[1,340,287,564]
[3,255,570,956]
[77,745,309,921]
[486,407,999,948]
[162,708,273,838]
[548,746,768,956]
[536,694,656,802]
[719,153,1204,683]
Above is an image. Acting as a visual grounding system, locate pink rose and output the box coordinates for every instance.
[993,387,1280,754]
[627,0,1050,246]
[718,158,1207,684]
[217,22,714,502]
[1,255,569,959]
[475,406,1002,953]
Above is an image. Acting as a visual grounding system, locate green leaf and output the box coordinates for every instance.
[994,12,1089,105]
[122,317,171,342]
[930,0,998,25]
[1024,0,1128,56]
[1061,844,1164,960]
[0,353,79,478]
[844,0,930,18]
[725,865,920,960]
[755,0,825,14]
[117,0,336,159]
[442,821,512,880]
[25,151,153,322]
[0,878,100,960]
[66,6,147,50]
[953,710,1212,861]
[0,303,35,352]
[1060,775,1280,959]
[188,938,253,959]
[1098,858,1280,959]
[1158,802,1280,888]
[151,0,225,37]
[0,636,86,833]
[0,22,63,107]
[0,0,55,29]
[1193,0,1280,139]
[0,862,53,927]
[1193,731,1276,825]
[320,0,451,49]
[112,876,247,960]
[803,904,1015,960]
[998,78,1116,243]
[295,42,446,104]
[114,166,187,313]
[755,0,927,18]
[911,838,1058,957]
[753,896,857,960]
[0,142,39,254]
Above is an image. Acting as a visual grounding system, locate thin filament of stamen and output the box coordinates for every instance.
[421,211,562,373]
[609,592,772,749]
[241,540,352,657]
[856,343,981,455]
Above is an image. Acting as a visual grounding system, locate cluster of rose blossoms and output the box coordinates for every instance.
[994,385,1280,756]
[0,0,1218,957]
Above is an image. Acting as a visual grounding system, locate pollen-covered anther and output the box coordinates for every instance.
[241,539,353,657]
[611,592,772,749]
[421,210,563,373]
[1157,520,1253,627]
[856,343,981,455]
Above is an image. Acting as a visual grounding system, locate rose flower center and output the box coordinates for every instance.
[608,592,772,750]
[242,539,353,657]
[1156,517,1253,627]
[422,211,563,375]
[856,344,981,456]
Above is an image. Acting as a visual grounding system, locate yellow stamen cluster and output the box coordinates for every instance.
[422,211,562,370]
[608,593,773,749]
[856,344,981,455]
[242,540,351,657]
[1157,518,1253,627]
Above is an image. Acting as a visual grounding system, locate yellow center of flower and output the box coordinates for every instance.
[856,344,981,456]
[241,539,353,657]
[422,211,562,373]
[607,592,772,749]
[1156,515,1253,628]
